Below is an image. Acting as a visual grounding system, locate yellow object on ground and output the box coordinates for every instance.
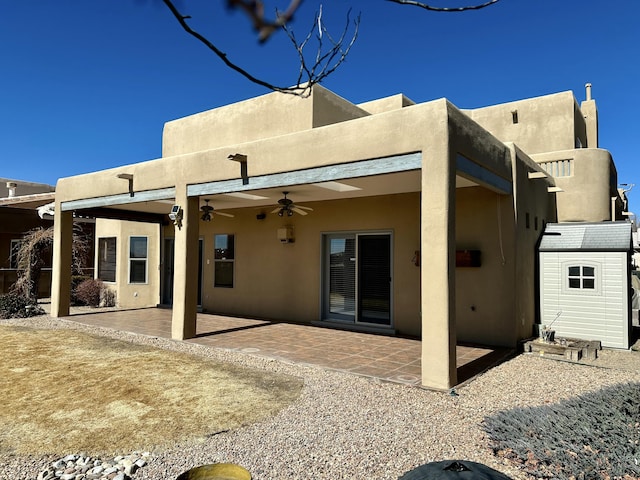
[176,463,252,480]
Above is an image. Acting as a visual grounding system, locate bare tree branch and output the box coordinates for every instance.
[161,0,499,96]
[385,0,501,12]
[284,8,360,92]
[162,0,359,96]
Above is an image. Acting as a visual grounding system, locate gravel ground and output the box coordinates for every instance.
[1,315,640,480]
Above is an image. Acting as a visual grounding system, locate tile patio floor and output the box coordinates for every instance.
[61,307,513,387]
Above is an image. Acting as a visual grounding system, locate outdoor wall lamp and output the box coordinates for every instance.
[169,205,183,228]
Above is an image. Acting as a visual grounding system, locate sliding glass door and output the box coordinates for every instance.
[324,232,392,327]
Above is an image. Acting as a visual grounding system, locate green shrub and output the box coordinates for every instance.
[73,278,104,307]
[0,293,45,319]
[484,382,640,479]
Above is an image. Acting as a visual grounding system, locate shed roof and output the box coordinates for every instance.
[539,222,632,252]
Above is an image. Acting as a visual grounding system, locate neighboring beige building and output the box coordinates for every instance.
[50,84,624,389]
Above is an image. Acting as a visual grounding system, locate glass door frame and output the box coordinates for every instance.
[161,237,204,308]
[321,230,393,328]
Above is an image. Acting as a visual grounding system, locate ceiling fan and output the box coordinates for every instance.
[271,191,313,217]
[201,199,234,221]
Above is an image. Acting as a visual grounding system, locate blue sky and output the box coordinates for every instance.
[1,1,639,212]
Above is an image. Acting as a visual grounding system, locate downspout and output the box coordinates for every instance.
[612,196,617,221]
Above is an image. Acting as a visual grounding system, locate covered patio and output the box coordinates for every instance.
[50,86,552,390]
[59,307,513,387]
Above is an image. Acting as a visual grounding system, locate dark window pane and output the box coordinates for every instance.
[215,261,234,288]
[130,237,148,259]
[98,237,116,282]
[568,266,580,276]
[583,266,595,277]
[214,234,234,260]
[569,278,580,288]
[129,259,147,283]
[583,278,595,289]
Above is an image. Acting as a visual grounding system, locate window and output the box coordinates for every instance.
[97,237,116,282]
[568,265,595,290]
[214,234,234,288]
[9,239,21,269]
[129,236,148,284]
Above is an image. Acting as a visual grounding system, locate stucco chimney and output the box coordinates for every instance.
[6,181,17,198]
[585,83,592,101]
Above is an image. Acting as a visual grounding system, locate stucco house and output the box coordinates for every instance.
[49,84,625,389]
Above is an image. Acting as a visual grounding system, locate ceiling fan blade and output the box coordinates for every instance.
[215,211,234,218]
[271,207,282,214]
[291,207,308,216]
[296,205,313,211]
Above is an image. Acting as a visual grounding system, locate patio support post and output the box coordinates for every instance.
[171,193,199,340]
[51,208,73,317]
[420,136,458,389]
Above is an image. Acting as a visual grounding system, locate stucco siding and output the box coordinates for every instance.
[533,149,616,222]
[540,251,629,348]
[466,91,577,155]
[455,187,516,346]
[95,218,160,308]
[190,193,422,336]
[162,85,369,158]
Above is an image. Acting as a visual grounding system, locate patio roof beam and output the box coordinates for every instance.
[455,154,512,195]
[77,207,168,224]
[60,187,176,212]
[187,152,422,197]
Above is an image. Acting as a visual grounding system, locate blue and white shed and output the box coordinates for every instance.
[539,222,633,349]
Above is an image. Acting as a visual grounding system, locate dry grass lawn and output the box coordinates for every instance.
[0,325,303,456]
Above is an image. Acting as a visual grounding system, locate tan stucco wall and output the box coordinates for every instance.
[94,218,160,308]
[509,144,557,340]
[357,94,416,115]
[533,149,617,222]
[162,85,369,158]
[466,91,585,155]
[581,98,598,148]
[169,193,423,335]
[455,187,516,346]
[55,99,451,203]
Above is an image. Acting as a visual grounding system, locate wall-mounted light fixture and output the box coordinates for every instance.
[277,226,294,243]
[169,205,183,228]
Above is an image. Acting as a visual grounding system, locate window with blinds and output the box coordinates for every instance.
[324,233,392,327]
[98,237,116,282]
